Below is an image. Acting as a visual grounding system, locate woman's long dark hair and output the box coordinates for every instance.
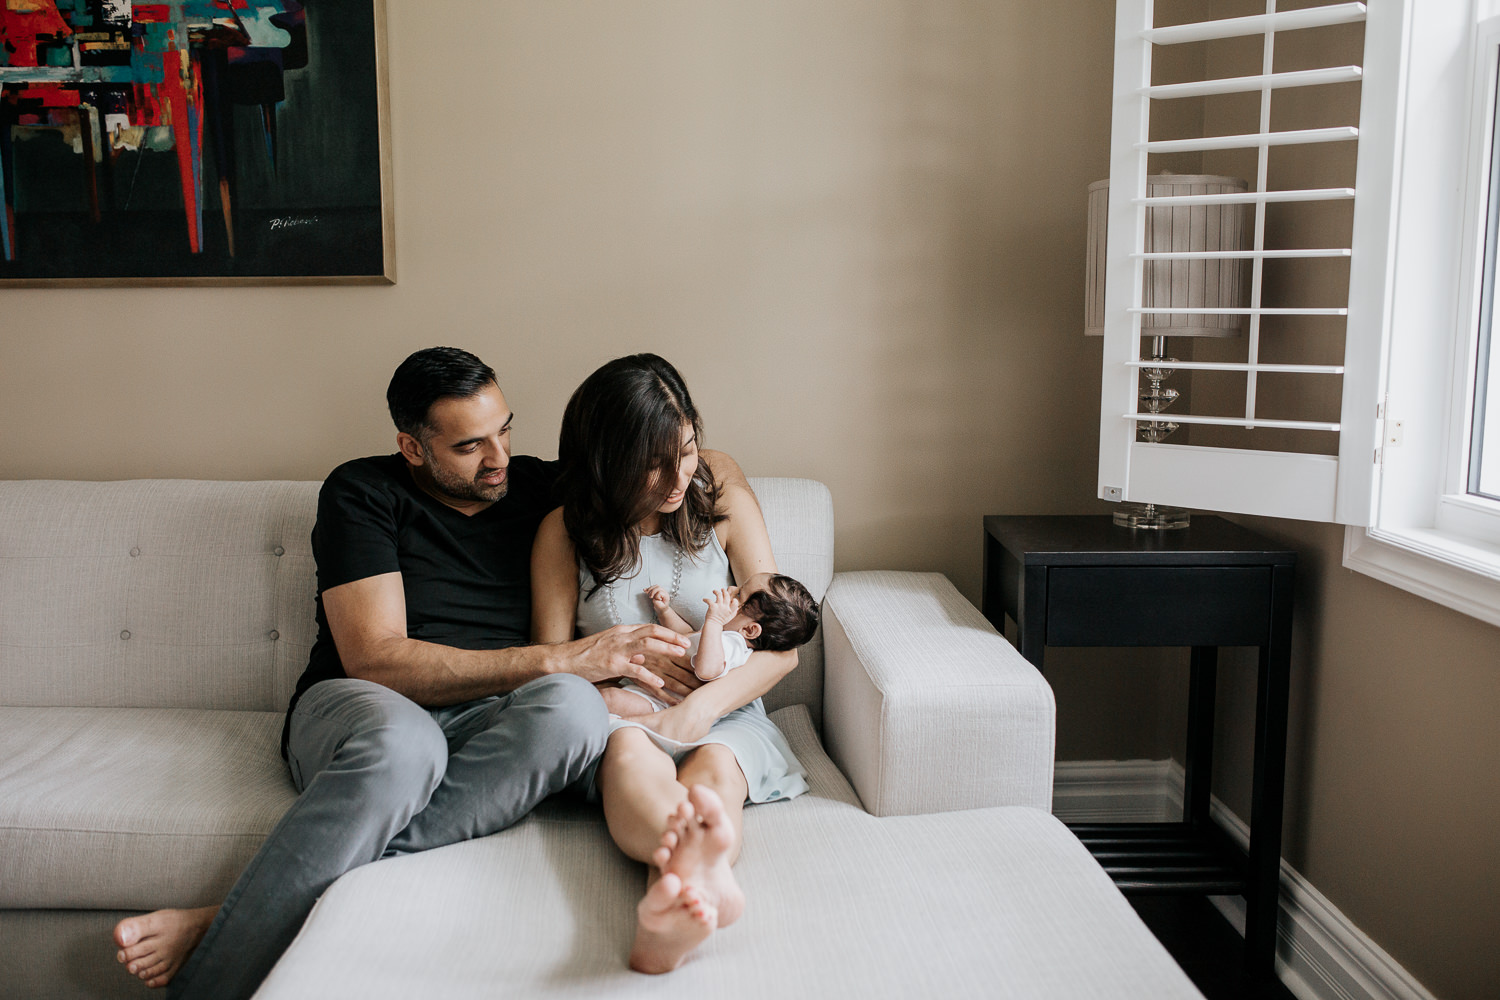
[557,354,724,598]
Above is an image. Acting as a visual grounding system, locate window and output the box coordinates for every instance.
[1344,2,1500,627]
[1098,0,1500,627]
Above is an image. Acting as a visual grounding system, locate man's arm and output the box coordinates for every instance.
[324,572,686,707]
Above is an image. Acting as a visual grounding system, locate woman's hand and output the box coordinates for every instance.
[627,698,716,744]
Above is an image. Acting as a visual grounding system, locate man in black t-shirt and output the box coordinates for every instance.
[112,348,692,1000]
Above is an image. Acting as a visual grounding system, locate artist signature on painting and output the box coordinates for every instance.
[269,216,321,231]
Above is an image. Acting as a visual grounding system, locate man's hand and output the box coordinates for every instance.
[637,644,703,702]
[702,588,739,626]
[557,623,688,692]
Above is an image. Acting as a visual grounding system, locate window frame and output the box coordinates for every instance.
[1343,2,1500,627]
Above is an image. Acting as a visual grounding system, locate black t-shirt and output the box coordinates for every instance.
[283,453,559,752]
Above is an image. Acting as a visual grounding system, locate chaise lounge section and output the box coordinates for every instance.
[0,477,1202,999]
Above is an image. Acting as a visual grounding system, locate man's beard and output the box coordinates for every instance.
[422,451,508,504]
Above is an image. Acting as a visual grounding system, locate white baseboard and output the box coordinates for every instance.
[1053,760,1439,1000]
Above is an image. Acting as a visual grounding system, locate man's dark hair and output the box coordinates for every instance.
[740,575,820,651]
[386,347,498,438]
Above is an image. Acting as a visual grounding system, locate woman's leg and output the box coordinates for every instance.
[596,727,688,863]
[597,728,715,972]
[673,744,749,868]
[662,746,748,933]
[597,732,755,973]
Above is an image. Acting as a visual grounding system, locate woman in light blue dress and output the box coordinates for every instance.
[531,354,806,975]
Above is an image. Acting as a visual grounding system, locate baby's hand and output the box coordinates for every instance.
[703,588,740,625]
[643,585,671,611]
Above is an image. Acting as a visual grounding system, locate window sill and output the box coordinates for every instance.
[1343,523,1500,627]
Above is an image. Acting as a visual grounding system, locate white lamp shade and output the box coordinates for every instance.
[1086,174,1250,338]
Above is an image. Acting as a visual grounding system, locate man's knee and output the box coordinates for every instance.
[515,673,610,755]
[292,680,448,809]
[358,716,448,805]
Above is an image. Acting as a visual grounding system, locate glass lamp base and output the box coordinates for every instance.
[1112,502,1191,530]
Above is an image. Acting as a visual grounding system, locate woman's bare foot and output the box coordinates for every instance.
[628,872,717,974]
[651,785,744,929]
[113,906,216,989]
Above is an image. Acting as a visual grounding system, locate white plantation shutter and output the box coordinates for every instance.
[1097,0,1408,525]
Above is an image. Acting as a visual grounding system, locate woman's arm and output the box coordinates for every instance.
[704,450,779,583]
[530,508,581,644]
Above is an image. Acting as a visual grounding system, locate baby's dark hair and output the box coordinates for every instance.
[740,575,820,651]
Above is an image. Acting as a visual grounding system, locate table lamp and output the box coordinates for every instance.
[1086,173,1249,528]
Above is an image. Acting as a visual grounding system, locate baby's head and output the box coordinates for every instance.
[731,573,820,652]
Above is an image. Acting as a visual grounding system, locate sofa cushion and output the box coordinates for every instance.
[255,706,1202,1000]
[0,480,320,711]
[0,707,296,909]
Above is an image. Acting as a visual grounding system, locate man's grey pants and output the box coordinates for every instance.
[168,673,609,1000]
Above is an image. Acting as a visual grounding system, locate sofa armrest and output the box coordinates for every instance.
[821,571,1056,816]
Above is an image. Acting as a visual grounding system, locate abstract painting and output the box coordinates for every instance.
[0,0,391,285]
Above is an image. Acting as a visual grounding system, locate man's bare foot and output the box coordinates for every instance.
[628,871,717,974]
[651,785,744,929]
[113,906,216,989]
[601,686,657,717]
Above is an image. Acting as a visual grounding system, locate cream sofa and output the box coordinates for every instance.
[0,478,1202,999]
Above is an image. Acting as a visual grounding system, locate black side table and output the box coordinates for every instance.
[981,515,1295,978]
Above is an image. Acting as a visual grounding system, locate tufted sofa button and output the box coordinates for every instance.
[129,547,140,557]
[120,630,131,640]
[273,545,285,557]
[269,629,280,641]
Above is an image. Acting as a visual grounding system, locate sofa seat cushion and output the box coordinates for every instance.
[256,706,1202,1000]
[0,707,296,910]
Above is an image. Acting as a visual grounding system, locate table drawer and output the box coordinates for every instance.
[1046,566,1271,647]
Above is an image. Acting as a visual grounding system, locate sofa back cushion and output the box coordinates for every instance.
[0,477,833,720]
[0,480,320,711]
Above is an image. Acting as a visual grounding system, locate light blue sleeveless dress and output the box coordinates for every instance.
[576,528,808,804]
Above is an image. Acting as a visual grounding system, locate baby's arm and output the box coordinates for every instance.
[693,589,739,681]
[643,585,694,635]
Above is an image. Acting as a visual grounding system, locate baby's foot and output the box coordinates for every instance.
[652,785,744,929]
[629,872,717,974]
[113,905,216,988]
[600,686,656,717]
